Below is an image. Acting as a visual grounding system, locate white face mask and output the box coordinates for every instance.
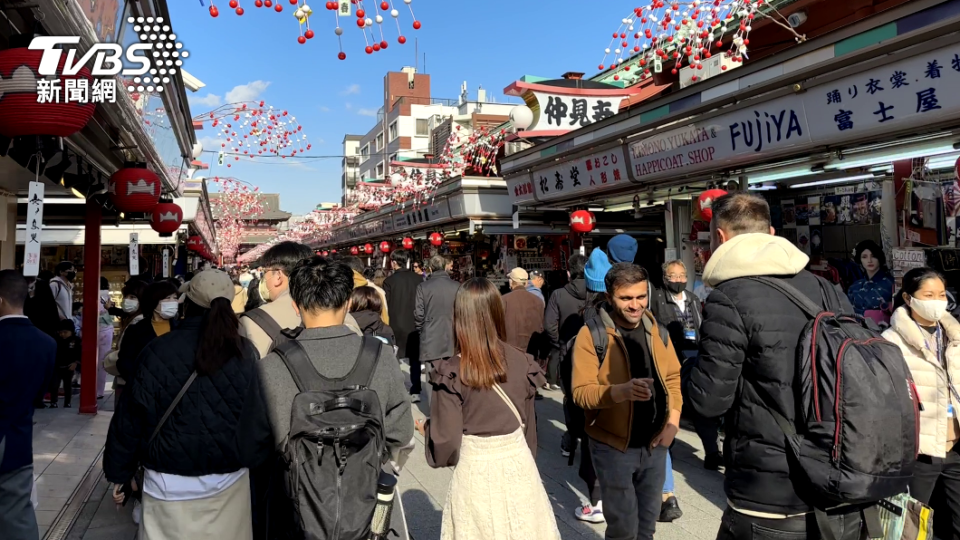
[122,298,139,313]
[157,301,179,320]
[911,297,949,323]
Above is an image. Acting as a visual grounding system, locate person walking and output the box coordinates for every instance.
[688,192,863,539]
[419,277,561,540]
[115,281,180,388]
[104,269,261,540]
[0,270,56,540]
[572,263,683,540]
[344,256,390,324]
[50,261,76,321]
[883,267,960,538]
[384,250,423,373]
[526,270,546,304]
[545,255,590,392]
[49,319,81,408]
[413,255,460,404]
[350,286,397,346]
[502,268,545,352]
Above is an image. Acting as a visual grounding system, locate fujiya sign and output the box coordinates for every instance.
[529,92,628,133]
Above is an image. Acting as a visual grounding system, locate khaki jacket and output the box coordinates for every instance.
[572,308,682,451]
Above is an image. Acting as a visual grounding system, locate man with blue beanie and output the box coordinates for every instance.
[607,234,639,264]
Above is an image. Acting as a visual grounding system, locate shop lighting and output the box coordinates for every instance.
[790,174,878,189]
[746,165,819,183]
[749,185,777,191]
[604,202,635,212]
[823,144,957,171]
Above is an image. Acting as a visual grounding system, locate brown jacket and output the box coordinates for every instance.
[572,307,682,452]
[502,288,545,352]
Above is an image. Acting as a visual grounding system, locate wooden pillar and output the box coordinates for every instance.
[79,200,101,414]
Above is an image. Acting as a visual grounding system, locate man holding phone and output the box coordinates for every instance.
[572,262,683,540]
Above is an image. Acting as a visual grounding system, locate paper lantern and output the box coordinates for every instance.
[570,210,596,233]
[350,246,360,255]
[187,236,203,252]
[402,237,414,250]
[150,202,183,234]
[109,166,161,212]
[331,249,337,254]
[0,47,96,138]
[321,250,329,257]
[695,189,728,222]
[429,232,443,246]
[363,243,374,255]
[380,241,392,253]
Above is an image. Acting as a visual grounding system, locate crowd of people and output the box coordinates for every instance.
[3,191,960,540]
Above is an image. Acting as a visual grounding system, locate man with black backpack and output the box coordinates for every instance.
[689,193,916,539]
[238,256,414,540]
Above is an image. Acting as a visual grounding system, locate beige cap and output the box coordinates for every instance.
[179,269,235,308]
[508,267,529,281]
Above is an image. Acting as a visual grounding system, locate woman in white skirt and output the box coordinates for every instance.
[418,277,561,540]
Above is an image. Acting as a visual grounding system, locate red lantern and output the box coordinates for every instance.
[364,243,374,255]
[350,246,360,255]
[187,236,203,252]
[695,189,728,222]
[0,47,96,138]
[402,237,414,250]
[570,210,596,233]
[149,202,183,234]
[321,250,330,257]
[479,249,490,259]
[109,166,161,212]
[380,241,392,253]
[429,232,443,246]
[331,249,337,254]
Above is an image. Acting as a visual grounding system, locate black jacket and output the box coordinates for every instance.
[688,234,854,515]
[383,269,422,356]
[352,309,396,346]
[649,287,702,358]
[55,335,82,369]
[544,279,596,351]
[116,317,177,383]
[414,272,460,362]
[103,317,261,484]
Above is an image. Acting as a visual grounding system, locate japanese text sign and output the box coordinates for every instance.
[534,146,629,203]
[129,233,139,276]
[529,92,627,134]
[24,182,44,277]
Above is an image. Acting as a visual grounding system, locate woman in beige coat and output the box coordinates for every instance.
[883,266,960,538]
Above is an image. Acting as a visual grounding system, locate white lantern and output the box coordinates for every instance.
[510,105,534,131]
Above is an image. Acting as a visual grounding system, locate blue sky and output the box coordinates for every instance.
[168,0,625,215]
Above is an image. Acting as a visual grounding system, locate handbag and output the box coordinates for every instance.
[877,493,934,540]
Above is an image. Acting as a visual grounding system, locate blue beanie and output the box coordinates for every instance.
[585,248,612,293]
[607,234,638,263]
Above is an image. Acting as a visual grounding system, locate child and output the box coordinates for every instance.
[50,319,81,408]
[72,302,83,337]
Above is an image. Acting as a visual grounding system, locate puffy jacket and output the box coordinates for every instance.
[688,233,853,516]
[103,317,261,484]
[883,306,960,458]
[414,272,460,362]
[544,279,596,351]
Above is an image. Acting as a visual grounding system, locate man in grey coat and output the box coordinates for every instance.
[413,255,460,404]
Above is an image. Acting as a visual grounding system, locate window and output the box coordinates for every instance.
[416,118,429,136]
[376,162,385,178]
[360,172,368,181]
[354,145,360,155]
[389,153,398,163]
[376,132,384,151]
[388,120,398,141]
[360,144,369,157]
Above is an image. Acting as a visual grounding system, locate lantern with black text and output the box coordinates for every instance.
[150,201,183,235]
[187,236,203,252]
[109,166,162,212]
[570,210,596,234]
[402,237,414,250]
[429,232,443,246]
[363,243,374,255]
[350,246,360,255]
[380,241,392,254]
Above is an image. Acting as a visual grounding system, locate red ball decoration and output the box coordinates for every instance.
[570,210,596,234]
[380,241,392,253]
[305,29,315,39]
[380,1,389,9]
[150,202,183,234]
[187,236,203,252]
[108,166,161,212]
[363,243,375,255]
[338,52,347,60]
[229,0,238,7]
[372,43,381,51]
[429,232,443,247]
[365,46,373,54]
[0,48,96,138]
[298,36,306,44]
[695,189,728,222]
[413,20,422,30]
[210,5,220,16]
[398,35,407,44]
[357,18,366,27]
[255,0,263,6]
[236,7,244,15]
[265,0,272,5]
[274,3,283,11]
[380,40,388,49]
[356,9,365,18]
[402,237,414,250]
[350,246,360,255]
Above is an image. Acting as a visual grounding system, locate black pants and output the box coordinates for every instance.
[912,446,960,540]
[716,507,864,540]
[406,330,421,395]
[545,349,561,386]
[49,368,73,406]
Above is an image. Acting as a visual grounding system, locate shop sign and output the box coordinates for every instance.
[162,249,170,278]
[392,200,451,232]
[891,248,926,287]
[129,233,140,276]
[519,256,551,270]
[23,181,44,277]
[627,44,960,185]
[508,174,536,205]
[531,146,629,203]
[835,181,881,195]
[529,92,628,134]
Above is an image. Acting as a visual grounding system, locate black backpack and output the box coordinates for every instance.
[242,308,293,350]
[749,277,918,518]
[273,337,386,540]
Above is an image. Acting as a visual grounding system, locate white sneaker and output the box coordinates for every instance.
[575,501,605,523]
[549,384,561,391]
[132,500,142,525]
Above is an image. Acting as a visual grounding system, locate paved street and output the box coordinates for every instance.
[46,372,726,540]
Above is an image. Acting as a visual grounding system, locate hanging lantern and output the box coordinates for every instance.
[695,189,728,222]
[429,232,443,246]
[109,165,162,212]
[363,243,374,255]
[149,201,183,235]
[187,236,203,252]
[350,246,360,255]
[570,210,596,234]
[379,241,392,253]
[402,237,414,250]
[0,43,96,138]
[321,250,330,257]
[331,249,337,254]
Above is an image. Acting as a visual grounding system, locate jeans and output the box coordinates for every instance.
[910,445,960,540]
[663,451,674,494]
[0,464,39,540]
[590,439,667,540]
[715,507,864,540]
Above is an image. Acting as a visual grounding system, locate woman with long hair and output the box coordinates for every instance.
[104,270,260,539]
[419,277,560,540]
[883,267,960,538]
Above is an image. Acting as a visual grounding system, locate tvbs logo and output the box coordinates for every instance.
[29,37,152,78]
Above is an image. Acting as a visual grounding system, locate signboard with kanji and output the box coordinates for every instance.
[531,146,629,203]
[23,182,44,277]
[529,92,627,134]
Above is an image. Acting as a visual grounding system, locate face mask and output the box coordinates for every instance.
[122,298,139,313]
[911,297,949,323]
[157,300,179,320]
[666,281,687,294]
[258,279,271,303]
[66,271,77,281]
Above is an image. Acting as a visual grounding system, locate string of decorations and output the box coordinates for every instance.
[234,205,359,263]
[201,0,421,58]
[193,100,310,167]
[209,176,266,259]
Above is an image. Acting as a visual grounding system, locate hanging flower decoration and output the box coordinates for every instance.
[203,0,422,58]
[210,176,266,260]
[193,100,311,166]
[597,0,766,84]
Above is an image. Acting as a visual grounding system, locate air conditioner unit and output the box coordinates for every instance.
[679,53,740,89]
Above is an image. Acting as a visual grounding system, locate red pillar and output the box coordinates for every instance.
[79,200,101,414]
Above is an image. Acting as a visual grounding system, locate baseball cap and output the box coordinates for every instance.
[178,269,234,308]
[529,270,544,279]
[508,267,529,281]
